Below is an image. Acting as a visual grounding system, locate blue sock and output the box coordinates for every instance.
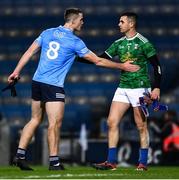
[107,147,117,163]
[49,156,60,166]
[16,148,26,159]
[139,148,148,166]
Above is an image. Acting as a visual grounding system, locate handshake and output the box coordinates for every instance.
[139,92,168,117]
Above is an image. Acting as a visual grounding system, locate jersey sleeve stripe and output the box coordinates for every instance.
[137,33,148,43]
[105,51,113,58]
[115,36,125,43]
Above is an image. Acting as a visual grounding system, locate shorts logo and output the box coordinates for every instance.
[56,93,65,99]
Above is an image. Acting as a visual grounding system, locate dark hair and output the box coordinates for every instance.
[64,8,83,22]
[120,11,138,27]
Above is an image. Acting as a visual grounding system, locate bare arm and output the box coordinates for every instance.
[8,41,40,83]
[83,51,140,72]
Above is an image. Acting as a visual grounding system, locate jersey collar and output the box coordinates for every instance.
[59,25,73,33]
[126,32,139,40]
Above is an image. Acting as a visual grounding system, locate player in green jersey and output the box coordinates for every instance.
[93,12,162,171]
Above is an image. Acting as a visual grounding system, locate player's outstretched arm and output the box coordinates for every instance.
[83,51,140,72]
[75,52,111,64]
[8,41,40,83]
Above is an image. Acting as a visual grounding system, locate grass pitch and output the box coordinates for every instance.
[0,165,179,179]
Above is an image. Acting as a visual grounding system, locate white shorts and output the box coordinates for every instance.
[112,88,151,107]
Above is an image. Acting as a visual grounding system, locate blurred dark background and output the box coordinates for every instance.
[0,0,179,166]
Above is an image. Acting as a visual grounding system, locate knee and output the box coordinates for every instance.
[56,119,62,128]
[107,118,118,130]
[48,118,62,130]
[30,117,42,127]
[48,123,56,132]
[137,123,146,132]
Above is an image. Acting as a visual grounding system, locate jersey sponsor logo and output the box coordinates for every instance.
[54,30,65,38]
[127,43,132,46]
[118,45,125,49]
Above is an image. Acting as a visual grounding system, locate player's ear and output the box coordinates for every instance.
[71,17,75,24]
[129,20,134,28]
[71,15,78,24]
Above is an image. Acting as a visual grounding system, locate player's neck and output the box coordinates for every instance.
[125,30,137,39]
[63,23,74,32]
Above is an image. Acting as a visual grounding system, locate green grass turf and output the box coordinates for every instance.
[0,165,179,179]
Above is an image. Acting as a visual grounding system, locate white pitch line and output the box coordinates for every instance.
[25,173,132,178]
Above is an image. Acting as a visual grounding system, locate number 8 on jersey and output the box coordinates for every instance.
[47,41,60,60]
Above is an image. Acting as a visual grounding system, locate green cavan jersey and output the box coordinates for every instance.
[105,33,156,88]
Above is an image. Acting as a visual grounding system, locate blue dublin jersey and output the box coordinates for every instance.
[33,26,90,87]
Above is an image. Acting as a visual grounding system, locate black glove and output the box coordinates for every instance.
[2,78,19,97]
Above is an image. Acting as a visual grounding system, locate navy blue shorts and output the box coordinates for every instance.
[32,80,65,102]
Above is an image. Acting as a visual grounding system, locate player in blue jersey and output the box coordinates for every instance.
[8,8,140,171]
